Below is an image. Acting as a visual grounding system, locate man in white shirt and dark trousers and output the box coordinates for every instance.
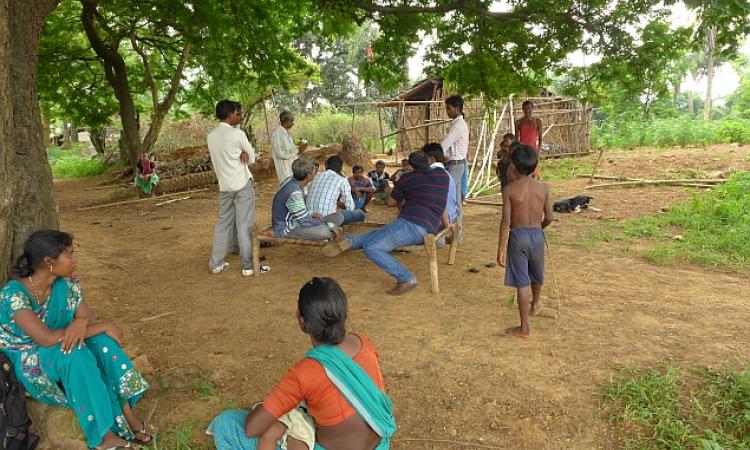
[272,110,307,184]
[441,94,469,244]
[207,99,268,276]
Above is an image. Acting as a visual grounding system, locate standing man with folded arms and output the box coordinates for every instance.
[207,99,269,277]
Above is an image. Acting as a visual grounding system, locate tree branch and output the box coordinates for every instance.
[129,31,159,111]
[350,0,531,21]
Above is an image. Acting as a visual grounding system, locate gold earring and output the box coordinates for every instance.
[49,265,53,272]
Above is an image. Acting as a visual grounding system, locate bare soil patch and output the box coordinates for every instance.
[52,145,750,449]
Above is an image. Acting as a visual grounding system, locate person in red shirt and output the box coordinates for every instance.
[515,100,543,178]
[208,277,395,450]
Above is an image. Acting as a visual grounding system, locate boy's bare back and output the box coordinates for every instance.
[504,176,552,229]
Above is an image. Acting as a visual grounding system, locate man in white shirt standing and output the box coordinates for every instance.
[272,110,307,184]
[441,94,469,244]
[207,99,268,276]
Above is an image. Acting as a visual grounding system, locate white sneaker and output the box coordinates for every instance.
[241,265,270,277]
[211,261,230,274]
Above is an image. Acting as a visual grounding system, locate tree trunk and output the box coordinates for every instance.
[70,121,78,143]
[90,127,106,154]
[62,121,71,148]
[704,26,716,122]
[687,91,694,114]
[81,0,141,166]
[0,0,60,284]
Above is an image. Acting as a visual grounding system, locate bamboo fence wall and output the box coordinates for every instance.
[385,91,592,163]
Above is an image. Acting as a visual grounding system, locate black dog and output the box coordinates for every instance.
[553,195,593,213]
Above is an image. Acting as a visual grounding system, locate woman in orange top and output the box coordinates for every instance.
[208,277,396,450]
[515,100,543,178]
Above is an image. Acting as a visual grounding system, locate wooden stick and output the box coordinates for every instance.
[393,438,507,449]
[586,180,721,189]
[155,196,190,206]
[465,199,502,206]
[139,311,175,323]
[579,174,725,184]
[424,234,440,294]
[588,147,606,184]
[544,237,562,316]
[448,223,458,265]
[77,188,209,211]
[252,235,261,275]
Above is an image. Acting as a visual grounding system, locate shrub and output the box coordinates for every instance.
[591,116,750,149]
[48,147,111,179]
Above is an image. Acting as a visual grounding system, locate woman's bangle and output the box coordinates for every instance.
[74,316,90,322]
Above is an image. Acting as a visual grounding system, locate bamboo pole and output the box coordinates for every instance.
[77,188,209,211]
[350,107,355,134]
[579,175,725,184]
[588,147,606,184]
[377,106,386,154]
[586,180,721,189]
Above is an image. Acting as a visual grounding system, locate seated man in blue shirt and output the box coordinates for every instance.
[271,157,344,240]
[323,148,450,296]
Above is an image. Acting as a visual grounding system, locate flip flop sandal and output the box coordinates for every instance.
[93,442,140,450]
[134,421,158,444]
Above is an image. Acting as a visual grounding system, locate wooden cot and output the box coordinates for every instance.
[251,222,459,294]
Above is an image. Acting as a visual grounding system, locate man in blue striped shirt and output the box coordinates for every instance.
[323,148,450,295]
[272,158,344,240]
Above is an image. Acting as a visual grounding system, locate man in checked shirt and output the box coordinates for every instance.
[306,155,366,225]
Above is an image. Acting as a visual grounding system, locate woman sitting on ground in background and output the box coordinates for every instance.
[209,277,396,450]
[135,152,159,197]
[0,230,153,450]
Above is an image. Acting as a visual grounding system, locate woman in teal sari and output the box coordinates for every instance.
[0,230,153,450]
[208,277,397,450]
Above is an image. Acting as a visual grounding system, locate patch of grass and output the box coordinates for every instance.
[145,420,210,450]
[48,147,110,179]
[621,172,750,268]
[194,377,217,400]
[540,156,594,181]
[602,365,750,449]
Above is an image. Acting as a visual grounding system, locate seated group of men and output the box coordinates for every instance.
[270,144,458,296]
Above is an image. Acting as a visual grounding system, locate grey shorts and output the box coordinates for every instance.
[504,227,545,287]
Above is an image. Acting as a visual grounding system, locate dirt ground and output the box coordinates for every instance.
[53,144,750,449]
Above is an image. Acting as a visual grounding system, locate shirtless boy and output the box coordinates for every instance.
[497,144,553,338]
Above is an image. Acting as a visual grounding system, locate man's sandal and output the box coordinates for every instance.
[134,421,158,444]
[93,442,140,450]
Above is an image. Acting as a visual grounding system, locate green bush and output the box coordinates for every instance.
[591,116,750,149]
[715,119,750,143]
[622,171,750,268]
[48,147,110,179]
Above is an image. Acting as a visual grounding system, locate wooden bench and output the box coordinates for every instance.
[252,222,459,294]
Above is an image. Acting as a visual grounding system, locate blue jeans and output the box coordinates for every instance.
[341,208,366,225]
[349,218,427,283]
